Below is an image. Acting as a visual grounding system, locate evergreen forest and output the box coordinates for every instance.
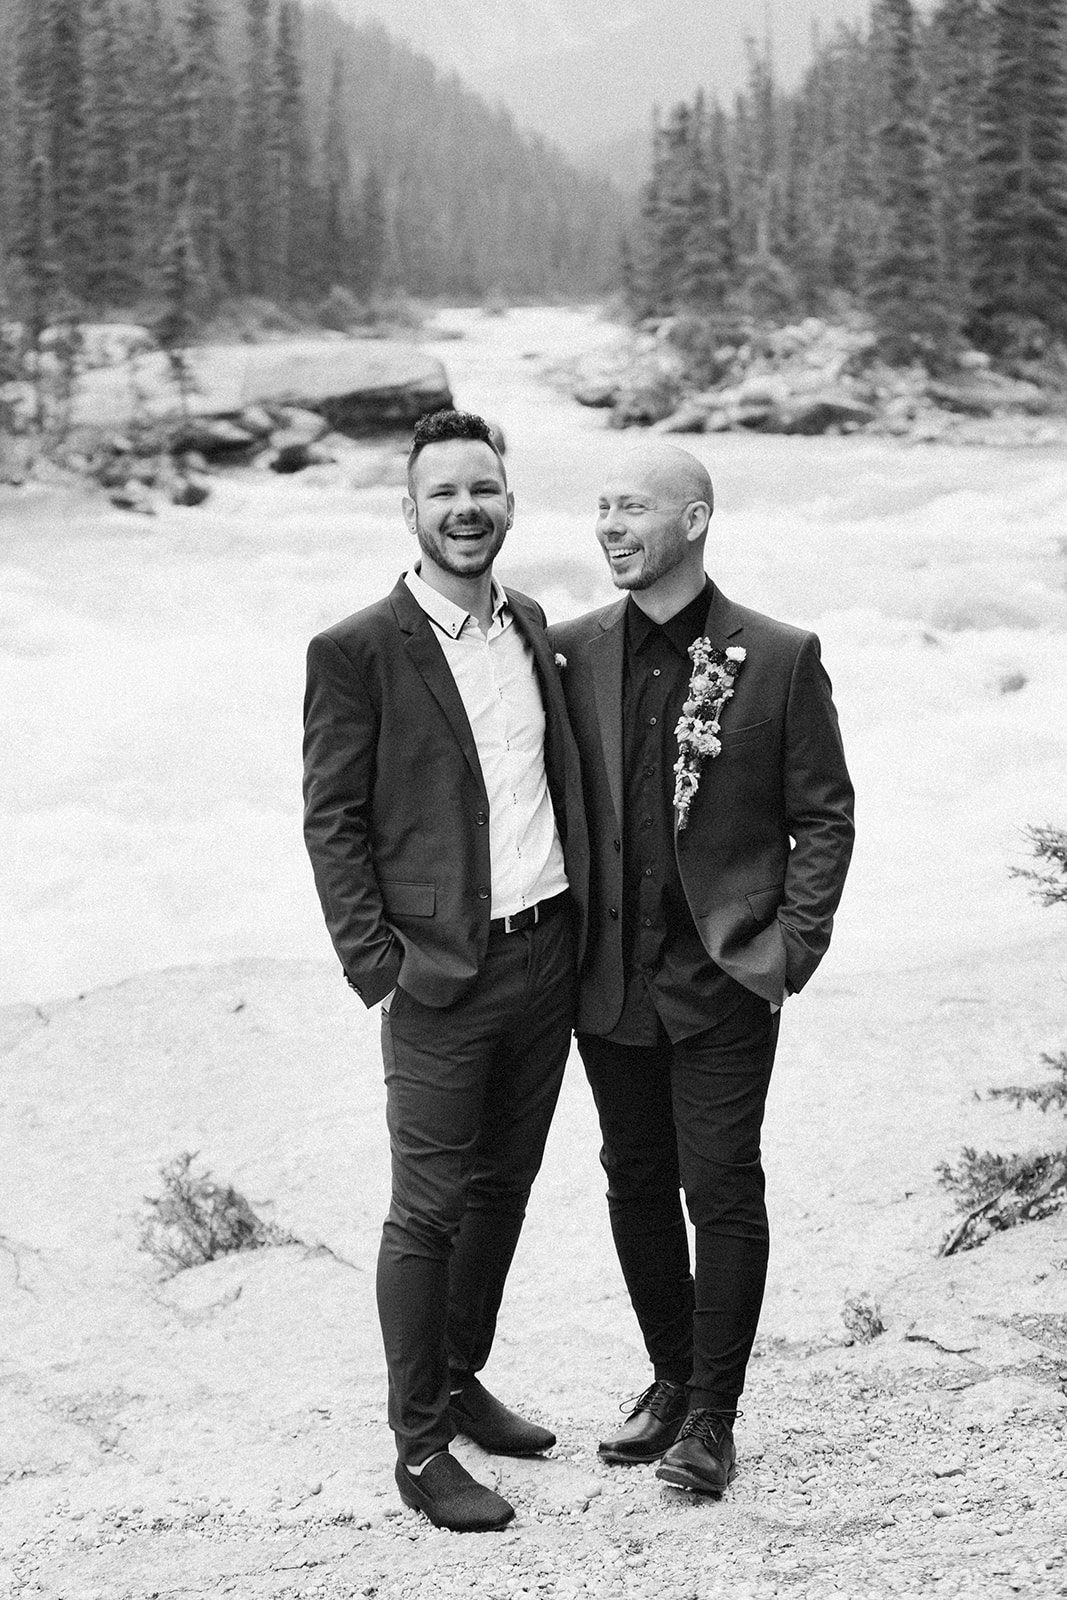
[630,0,1067,365]
[0,0,625,334]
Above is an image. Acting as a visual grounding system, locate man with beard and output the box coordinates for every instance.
[549,441,853,1497]
[303,409,586,1531]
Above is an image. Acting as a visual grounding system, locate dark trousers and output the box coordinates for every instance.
[376,908,575,1465]
[578,988,779,1414]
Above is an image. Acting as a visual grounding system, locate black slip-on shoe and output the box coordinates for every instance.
[395,1453,515,1532]
[449,1377,556,1456]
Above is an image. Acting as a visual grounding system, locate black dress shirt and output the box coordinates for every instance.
[607,583,749,1046]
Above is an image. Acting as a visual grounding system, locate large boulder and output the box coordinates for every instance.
[650,401,710,434]
[72,339,453,439]
[926,373,1048,415]
[169,418,259,459]
[773,391,877,435]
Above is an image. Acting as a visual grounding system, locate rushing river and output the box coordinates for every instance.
[1,305,1065,1004]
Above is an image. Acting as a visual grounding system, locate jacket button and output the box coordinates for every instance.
[613,838,621,853]
[478,887,490,900]
[476,811,488,825]
[608,906,618,920]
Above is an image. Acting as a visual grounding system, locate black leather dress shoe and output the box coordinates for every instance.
[598,1379,689,1464]
[396,1452,515,1532]
[449,1377,556,1456]
[655,1409,737,1494]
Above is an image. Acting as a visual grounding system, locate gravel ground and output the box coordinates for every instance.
[2,951,1066,1599]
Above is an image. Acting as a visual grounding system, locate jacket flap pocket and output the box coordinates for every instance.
[381,880,436,918]
[745,885,781,925]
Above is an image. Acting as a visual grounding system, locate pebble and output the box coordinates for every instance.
[933,1457,966,1478]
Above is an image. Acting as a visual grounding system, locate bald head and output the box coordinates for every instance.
[612,441,714,519]
[596,441,715,617]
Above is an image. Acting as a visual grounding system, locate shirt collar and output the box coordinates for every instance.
[626,579,713,658]
[404,566,508,639]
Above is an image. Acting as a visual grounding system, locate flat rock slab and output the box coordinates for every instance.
[72,340,453,436]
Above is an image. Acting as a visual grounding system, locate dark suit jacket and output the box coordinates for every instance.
[303,576,588,1008]
[549,583,854,1029]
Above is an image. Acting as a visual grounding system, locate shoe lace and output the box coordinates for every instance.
[676,1407,739,1444]
[621,1380,682,1420]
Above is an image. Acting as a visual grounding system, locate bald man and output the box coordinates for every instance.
[549,443,854,1496]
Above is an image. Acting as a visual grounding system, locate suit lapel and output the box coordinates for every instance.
[390,579,486,792]
[589,602,626,831]
[702,583,745,650]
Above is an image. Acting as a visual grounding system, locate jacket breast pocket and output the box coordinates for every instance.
[721,718,772,751]
[381,880,436,918]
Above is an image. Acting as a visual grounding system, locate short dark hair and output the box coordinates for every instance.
[406,408,505,493]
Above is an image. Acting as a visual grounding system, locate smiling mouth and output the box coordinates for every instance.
[608,546,639,562]
[445,520,492,540]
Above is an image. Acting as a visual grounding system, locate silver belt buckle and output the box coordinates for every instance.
[504,902,537,934]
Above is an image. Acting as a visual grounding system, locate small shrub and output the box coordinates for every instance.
[842,1294,886,1343]
[937,825,1067,1255]
[140,1152,294,1275]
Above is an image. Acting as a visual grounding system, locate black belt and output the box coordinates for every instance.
[488,890,568,935]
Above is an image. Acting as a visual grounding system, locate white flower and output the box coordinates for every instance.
[691,729,722,758]
[673,639,747,829]
[554,653,567,669]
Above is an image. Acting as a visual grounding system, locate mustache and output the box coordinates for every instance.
[442,511,494,534]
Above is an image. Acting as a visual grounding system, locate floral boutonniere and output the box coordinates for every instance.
[554,653,567,669]
[673,639,746,829]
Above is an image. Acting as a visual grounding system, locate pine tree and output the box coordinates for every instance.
[674,95,715,310]
[971,0,1067,351]
[270,1,314,301]
[177,0,235,297]
[39,0,88,296]
[154,205,208,415]
[21,147,63,426]
[928,0,988,338]
[0,6,18,264]
[82,0,139,308]
[354,167,387,299]
[129,0,181,293]
[707,101,736,292]
[321,49,356,293]
[630,112,667,316]
[867,0,953,364]
[676,93,731,312]
[239,0,275,296]
[656,102,697,311]
[834,23,883,299]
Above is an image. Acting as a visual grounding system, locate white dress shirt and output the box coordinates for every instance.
[404,568,568,918]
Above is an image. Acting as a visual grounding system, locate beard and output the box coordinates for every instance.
[604,536,686,591]
[416,511,506,579]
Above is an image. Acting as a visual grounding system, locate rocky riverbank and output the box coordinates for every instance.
[554,315,1067,449]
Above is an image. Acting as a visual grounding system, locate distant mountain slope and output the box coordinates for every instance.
[311,0,879,167]
[299,6,628,296]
